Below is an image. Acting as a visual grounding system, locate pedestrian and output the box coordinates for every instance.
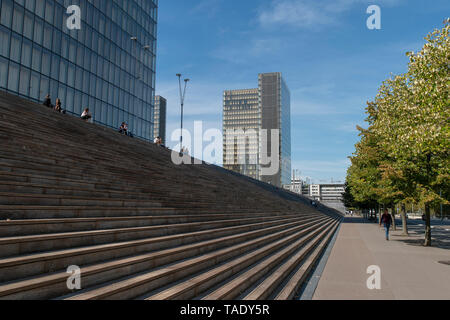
[54,98,65,114]
[154,136,162,146]
[380,209,393,241]
[43,94,52,108]
[81,108,92,122]
[119,122,128,135]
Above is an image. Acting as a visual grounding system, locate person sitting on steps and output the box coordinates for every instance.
[54,98,66,114]
[43,94,52,108]
[154,136,162,146]
[119,122,128,135]
[81,108,92,122]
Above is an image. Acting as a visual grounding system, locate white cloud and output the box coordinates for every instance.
[212,37,283,64]
[258,0,403,29]
[189,0,222,17]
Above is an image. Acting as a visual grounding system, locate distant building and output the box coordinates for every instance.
[284,178,303,195]
[283,180,346,213]
[223,72,291,187]
[154,96,167,144]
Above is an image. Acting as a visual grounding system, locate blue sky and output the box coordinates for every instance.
[155,0,449,183]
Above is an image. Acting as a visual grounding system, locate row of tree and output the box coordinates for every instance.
[344,20,449,246]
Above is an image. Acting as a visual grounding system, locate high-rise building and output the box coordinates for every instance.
[0,0,158,141]
[259,72,291,187]
[154,95,166,144]
[223,73,291,187]
[223,88,260,180]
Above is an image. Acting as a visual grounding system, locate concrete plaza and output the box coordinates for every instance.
[313,217,450,300]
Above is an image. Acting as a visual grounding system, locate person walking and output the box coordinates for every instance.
[380,209,393,241]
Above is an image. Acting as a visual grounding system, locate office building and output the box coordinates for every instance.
[223,73,291,187]
[0,0,158,141]
[284,180,346,213]
[154,95,166,144]
[259,73,291,186]
[223,88,260,180]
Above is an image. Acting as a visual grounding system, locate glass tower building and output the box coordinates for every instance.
[223,88,261,180]
[222,73,291,187]
[0,0,158,141]
[259,72,291,187]
[154,95,166,144]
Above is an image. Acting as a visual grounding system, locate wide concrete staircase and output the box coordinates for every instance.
[0,90,342,300]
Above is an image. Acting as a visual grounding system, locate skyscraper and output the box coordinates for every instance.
[0,0,158,141]
[154,95,167,144]
[223,89,260,180]
[223,73,291,187]
[259,72,291,187]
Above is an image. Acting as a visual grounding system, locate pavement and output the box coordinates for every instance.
[312,217,450,300]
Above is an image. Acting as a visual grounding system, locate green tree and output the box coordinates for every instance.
[372,21,450,246]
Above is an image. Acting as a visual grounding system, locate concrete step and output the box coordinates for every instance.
[0,173,287,211]
[0,215,308,258]
[0,205,181,220]
[0,213,304,237]
[200,220,336,300]
[0,205,273,220]
[0,217,314,283]
[0,193,162,208]
[62,217,330,300]
[274,222,340,300]
[142,218,333,300]
[0,91,340,300]
[0,162,284,211]
[0,217,325,300]
[243,220,339,300]
[0,181,162,200]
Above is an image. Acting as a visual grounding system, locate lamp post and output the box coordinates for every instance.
[176,74,190,153]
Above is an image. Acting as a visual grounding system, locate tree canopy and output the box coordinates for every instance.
[344,20,449,246]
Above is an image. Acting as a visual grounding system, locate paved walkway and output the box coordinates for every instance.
[313,217,450,300]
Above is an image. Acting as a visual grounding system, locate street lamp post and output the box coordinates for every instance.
[176,74,190,153]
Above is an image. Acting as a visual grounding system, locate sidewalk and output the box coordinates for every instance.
[313,217,450,300]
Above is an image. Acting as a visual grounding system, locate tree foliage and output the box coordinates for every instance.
[345,20,450,246]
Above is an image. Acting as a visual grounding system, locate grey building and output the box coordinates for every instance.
[154,95,166,144]
[284,180,346,213]
[0,0,158,141]
[259,72,291,187]
[223,73,291,187]
[223,89,260,180]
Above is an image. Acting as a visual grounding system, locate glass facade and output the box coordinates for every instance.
[223,88,260,180]
[259,72,291,187]
[280,76,292,186]
[223,73,292,187]
[154,95,166,144]
[0,0,158,141]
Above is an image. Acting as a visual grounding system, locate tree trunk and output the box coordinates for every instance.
[424,203,432,247]
[378,204,382,225]
[424,153,432,247]
[391,207,396,231]
[401,204,408,236]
